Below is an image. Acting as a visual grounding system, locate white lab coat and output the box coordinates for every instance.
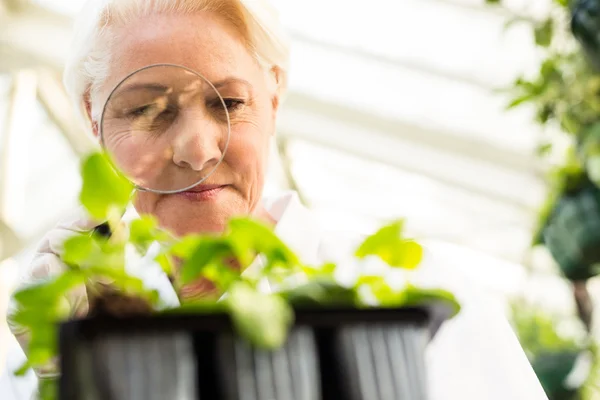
[4,190,548,399]
[261,191,548,400]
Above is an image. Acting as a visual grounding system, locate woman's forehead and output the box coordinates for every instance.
[100,12,257,95]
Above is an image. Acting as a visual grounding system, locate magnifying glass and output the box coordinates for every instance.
[99,64,231,194]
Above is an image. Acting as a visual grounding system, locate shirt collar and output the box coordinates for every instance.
[263,190,322,266]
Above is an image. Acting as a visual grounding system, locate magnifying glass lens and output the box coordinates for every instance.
[100,65,230,193]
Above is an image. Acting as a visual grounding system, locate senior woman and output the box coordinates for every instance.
[6,0,548,399]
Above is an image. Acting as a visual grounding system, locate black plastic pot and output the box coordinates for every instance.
[542,182,600,280]
[58,305,451,400]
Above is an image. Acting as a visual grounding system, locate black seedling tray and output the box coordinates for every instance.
[58,304,450,400]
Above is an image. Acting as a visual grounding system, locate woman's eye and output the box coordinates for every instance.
[130,105,152,117]
[222,99,245,111]
[129,104,176,119]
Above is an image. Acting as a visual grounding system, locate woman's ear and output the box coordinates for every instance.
[269,66,283,115]
[83,89,99,138]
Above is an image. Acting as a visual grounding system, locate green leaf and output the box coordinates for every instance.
[356,275,387,288]
[179,238,235,285]
[83,266,158,304]
[174,218,301,289]
[356,275,399,305]
[301,263,336,279]
[534,19,553,48]
[38,378,58,400]
[509,301,582,360]
[227,218,299,269]
[513,77,545,96]
[154,252,174,277]
[10,281,74,375]
[14,361,32,377]
[560,113,580,135]
[536,143,553,157]
[13,271,84,307]
[400,241,424,269]
[161,300,226,315]
[281,280,357,307]
[301,265,319,278]
[553,0,570,7]
[80,152,133,220]
[202,263,241,293]
[27,342,56,367]
[581,122,600,155]
[227,282,293,349]
[13,335,57,375]
[401,285,461,317]
[63,233,126,272]
[169,235,204,258]
[356,220,404,257]
[129,216,171,254]
[321,262,336,275]
[354,278,461,316]
[507,93,535,109]
[10,306,62,330]
[540,59,560,81]
[62,235,93,266]
[13,322,60,373]
[130,217,158,241]
[355,220,423,269]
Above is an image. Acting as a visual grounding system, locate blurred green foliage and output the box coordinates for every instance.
[486,0,600,398]
[509,301,592,399]
[511,303,581,360]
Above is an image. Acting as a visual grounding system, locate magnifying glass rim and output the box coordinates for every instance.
[99,62,232,195]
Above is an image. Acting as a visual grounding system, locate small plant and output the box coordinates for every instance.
[8,151,460,400]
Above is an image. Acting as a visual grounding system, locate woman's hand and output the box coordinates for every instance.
[6,207,101,374]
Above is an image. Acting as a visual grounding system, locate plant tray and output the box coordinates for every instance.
[58,305,451,400]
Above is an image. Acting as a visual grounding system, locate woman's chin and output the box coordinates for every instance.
[156,192,237,236]
[166,216,228,237]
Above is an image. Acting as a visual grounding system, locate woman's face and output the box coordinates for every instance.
[92,12,280,236]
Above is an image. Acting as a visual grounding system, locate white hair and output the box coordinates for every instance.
[63,0,290,127]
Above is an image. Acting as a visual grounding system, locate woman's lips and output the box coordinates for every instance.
[175,185,227,201]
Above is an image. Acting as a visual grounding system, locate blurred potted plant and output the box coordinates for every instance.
[535,156,600,283]
[485,0,600,280]
[8,152,460,400]
[485,0,600,278]
[510,300,593,400]
[485,0,600,398]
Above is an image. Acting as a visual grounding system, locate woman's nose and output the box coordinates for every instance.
[171,116,223,171]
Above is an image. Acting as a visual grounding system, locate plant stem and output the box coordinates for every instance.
[573,280,594,333]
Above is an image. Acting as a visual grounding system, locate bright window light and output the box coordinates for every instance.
[32,0,85,16]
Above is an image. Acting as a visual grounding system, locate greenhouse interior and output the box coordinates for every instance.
[1,0,600,399]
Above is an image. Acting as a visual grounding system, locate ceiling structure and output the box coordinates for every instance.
[0,0,560,281]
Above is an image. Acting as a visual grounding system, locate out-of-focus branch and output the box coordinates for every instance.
[573,280,594,333]
[0,70,36,231]
[36,68,97,156]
